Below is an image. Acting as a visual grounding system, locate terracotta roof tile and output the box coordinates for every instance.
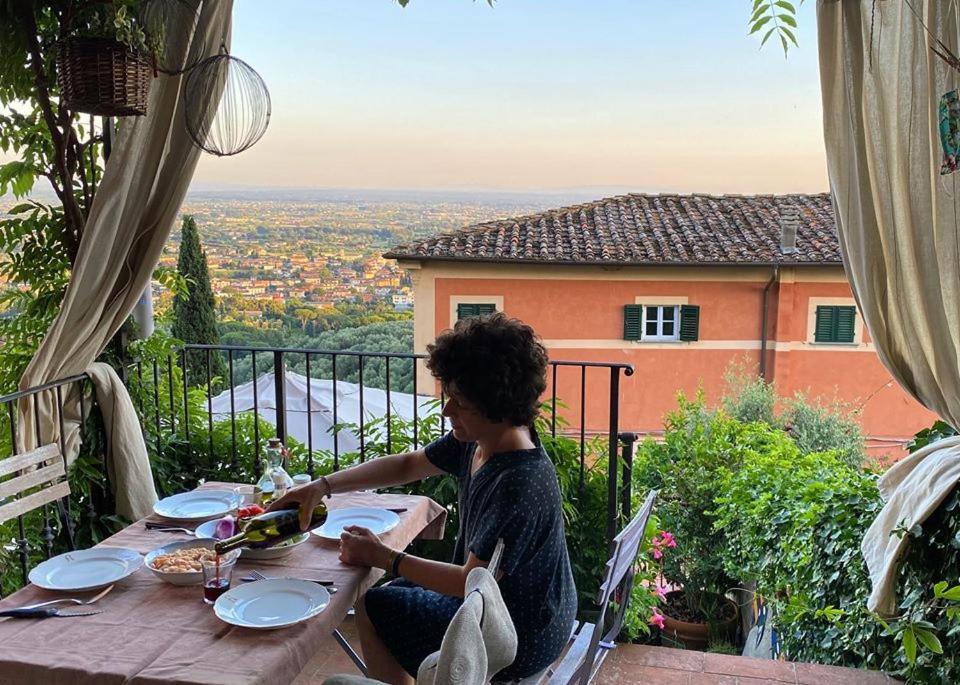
[384,192,840,266]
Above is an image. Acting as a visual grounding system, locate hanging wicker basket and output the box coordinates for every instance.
[57,37,154,116]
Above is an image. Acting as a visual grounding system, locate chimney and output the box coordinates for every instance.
[779,205,800,254]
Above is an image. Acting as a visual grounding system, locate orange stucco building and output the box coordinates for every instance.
[386,193,936,459]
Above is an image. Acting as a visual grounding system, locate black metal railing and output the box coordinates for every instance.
[1,345,637,591]
[135,344,637,545]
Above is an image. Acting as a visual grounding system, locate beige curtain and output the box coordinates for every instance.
[17,0,234,520]
[818,0,960,615]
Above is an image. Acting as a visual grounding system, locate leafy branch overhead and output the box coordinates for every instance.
[749,0,802,55]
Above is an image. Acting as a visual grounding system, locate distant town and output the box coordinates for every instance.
[151,188,590,324]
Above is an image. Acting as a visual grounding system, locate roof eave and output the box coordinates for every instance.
[381,254,842,268]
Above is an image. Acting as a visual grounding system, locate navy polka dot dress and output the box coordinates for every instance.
[363,430,578,681]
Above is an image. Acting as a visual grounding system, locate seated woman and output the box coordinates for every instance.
[271,313,577,684]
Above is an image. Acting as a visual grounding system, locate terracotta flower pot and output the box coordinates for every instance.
[660,590,739,651]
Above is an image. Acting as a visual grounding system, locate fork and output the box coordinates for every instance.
[145,524,195,534]
[14,584,114,611]
[246,570,337,592]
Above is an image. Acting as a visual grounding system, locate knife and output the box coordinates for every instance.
[0,607,102,619]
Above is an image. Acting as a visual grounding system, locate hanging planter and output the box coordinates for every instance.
[58,36,153,116]
[57,2,162,117]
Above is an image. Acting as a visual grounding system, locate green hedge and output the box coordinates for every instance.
[636,390,960,682]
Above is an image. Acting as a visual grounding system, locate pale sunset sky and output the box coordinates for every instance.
[200,2,827,193]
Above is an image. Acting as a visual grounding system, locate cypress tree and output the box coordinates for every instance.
[172,215,226,386]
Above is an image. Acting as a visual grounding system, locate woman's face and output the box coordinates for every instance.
[441,386,489,442]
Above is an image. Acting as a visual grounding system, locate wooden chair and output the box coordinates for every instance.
[0,443,73,536]
[541,490,658,685]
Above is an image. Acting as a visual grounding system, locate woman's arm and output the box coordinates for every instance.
[340,525,487,598]
[268,449,443,530]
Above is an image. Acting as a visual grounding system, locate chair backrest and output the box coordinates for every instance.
[571,490,657,685]
[0,444,71,525]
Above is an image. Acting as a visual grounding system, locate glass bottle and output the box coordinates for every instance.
[255,455,275,504]
[266,437,294,501]
[214,502,328,553]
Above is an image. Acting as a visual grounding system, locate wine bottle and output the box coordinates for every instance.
[214,502,327,553]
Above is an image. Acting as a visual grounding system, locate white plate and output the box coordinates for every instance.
[195,520,309,560]
[153,490,237,521]
[311,507,400,541]
[29,547,142,592]
[214,579,330,629]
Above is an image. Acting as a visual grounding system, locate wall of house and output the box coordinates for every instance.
[401,260,936,460]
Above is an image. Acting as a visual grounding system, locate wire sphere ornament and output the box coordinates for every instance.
[184,52,271,156]
[139,0,202,75]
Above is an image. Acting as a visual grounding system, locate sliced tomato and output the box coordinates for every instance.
[237,504,265,518]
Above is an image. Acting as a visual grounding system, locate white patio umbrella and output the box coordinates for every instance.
[209,370,439,454]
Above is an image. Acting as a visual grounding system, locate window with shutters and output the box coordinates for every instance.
[625,303,700,342]
[814,305,857,343]
[456,303,496,321]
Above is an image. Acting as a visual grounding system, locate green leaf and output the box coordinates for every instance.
[750,15,773,34]
[915,628,943,655]
[902,627,917,664]
[779,13,798,29]
[760,27,777,47]
[775,0,797,11]
[780,26,797,47]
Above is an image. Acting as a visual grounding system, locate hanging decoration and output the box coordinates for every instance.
[139,0,202,75]
[183,49,271,156]
[939,91,960,175]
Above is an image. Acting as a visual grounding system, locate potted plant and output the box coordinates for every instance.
[57,1,162,116]
[633,392,742,650]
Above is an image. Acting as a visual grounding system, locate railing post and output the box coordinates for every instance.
[618,432,638,526]
[606,367,621,552]
[273,350,286,444]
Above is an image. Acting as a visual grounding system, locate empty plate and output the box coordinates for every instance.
[29,547,143,591]
[311,507,400,541]
[153,490,237,521]
[214,579,330,629]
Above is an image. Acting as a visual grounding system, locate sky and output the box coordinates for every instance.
[188,0,826,194]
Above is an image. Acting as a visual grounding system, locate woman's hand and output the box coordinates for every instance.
[339,525,392,569]
[267,478,329,531]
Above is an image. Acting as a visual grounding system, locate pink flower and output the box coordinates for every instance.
[659,531,677,548]
[654,580,668,601]
[652,547,663,560]
[649,608,665,630]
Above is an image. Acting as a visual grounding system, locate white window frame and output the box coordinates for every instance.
[641,304,681,341]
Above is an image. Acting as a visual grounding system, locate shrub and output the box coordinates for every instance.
[632,392,745,621]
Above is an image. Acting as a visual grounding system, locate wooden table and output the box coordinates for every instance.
[0,485,446,685]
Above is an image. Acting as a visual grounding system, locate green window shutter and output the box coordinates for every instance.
[623,305,642,341]
[679,305,700,341]
[457,303,478,320]
[814,306,837,342]
[457,303,496,320]
[814,305,856,343]
[834,306,856,343]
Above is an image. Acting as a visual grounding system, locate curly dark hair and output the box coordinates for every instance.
[426,313,548,426]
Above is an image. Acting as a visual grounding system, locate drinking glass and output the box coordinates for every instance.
[234,484,259,509]
[201,549,240,605]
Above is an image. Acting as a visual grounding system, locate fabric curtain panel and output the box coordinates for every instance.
[17,0,234,519]
[818,0,960,615]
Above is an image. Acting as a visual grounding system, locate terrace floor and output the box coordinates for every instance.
[292,619,901,684]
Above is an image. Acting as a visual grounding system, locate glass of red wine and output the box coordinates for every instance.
[201,549,240,605]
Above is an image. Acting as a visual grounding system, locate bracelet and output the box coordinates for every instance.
[391,551,407,577]
[317,476,331,498]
